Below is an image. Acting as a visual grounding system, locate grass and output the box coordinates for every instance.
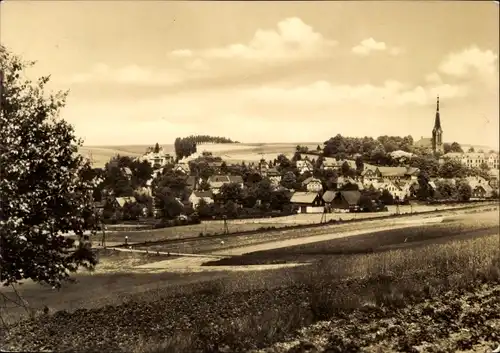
[102,202,495,245]
[204,211,499,266]
[1,214,499,352]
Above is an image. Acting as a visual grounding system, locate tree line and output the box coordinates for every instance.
[174,135,238,161]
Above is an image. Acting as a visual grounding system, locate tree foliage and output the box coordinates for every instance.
[0,47,97,288]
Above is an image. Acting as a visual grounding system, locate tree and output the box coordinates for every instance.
[219,182,243,204]
[438,159,467,179]
[355,156,364,175]
[341,161,351,177]
[435,180,457,200]
[449,142,463,153]
[281,171,297,189]
[456,180,472,202]
[0,47,98,288]
[153,142,160,153]
[316,145,321,152]
[220,161,229,174]
[154,187,184,219]
[132,160,153,188]
[379,189,394,205]
[468,147,475,153]
[122,201,143,221]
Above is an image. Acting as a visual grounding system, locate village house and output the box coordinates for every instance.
[267,168,282,186]
[138,145,174,169]
[375,166,420,182]
[331,190,361,211]
[471,184,493,199]
[112,196,137,209]
[321,157,337,170]
[189,190,214,208]
[120,167,133,180]
[361,168,378,183]
[290,192,324,213]
[442,151,499,170]
[296,160,314,174]
[173,163,190,174]
[302,177,323,192]
[376,181,406,201]
[208,175,244,194]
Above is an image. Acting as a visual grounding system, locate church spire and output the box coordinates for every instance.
[434,95,441,130]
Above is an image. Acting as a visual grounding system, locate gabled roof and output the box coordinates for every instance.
[377,167,408,177]
[322,190,337,203]
[115,196,137,208]
[338,191,361,206]
[301,177,321,186]
[121,167,133,176]
[290,192,318,204]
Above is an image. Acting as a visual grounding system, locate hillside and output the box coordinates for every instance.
[80,142,322,167]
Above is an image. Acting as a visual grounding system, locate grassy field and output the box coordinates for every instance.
[1,209,499,352]
[205,210,500,266]
[80,142,321,168]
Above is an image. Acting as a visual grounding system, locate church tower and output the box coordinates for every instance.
[432,95,444,154]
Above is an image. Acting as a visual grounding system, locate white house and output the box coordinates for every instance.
[138,145,174,169]
[208,175,244,194]
[189,191,214,208]
[302,177,323,192]
[267,168,282,186]
[173,163,190,174]
[296,160,314,174]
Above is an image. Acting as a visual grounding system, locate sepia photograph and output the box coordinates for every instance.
[0,1,499,352]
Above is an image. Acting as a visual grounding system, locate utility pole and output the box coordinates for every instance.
[222,215,229,235]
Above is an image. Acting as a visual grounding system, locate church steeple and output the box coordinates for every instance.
[434,95,441,130]
[432,95,443,154]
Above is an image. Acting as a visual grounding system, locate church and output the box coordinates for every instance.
[414,96,444,154]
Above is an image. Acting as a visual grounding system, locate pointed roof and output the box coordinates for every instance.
[433,95,442,131]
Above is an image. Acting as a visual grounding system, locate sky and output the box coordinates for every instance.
[1,1,499,148]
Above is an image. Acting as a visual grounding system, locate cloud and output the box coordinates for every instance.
[67,62,211,86]
[438,46,498,78]
[170,17,337,62]
[352,38,401,56]
[242,80,467,109]
[170,49,193,58]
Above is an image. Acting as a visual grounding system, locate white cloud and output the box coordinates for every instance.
[242,80,466,108]
[172,17,337,62]
[438,46,498,78]
[170,49,193,58]
[352,38,401,56]
[425,72,443,84]
[67,62,211,86]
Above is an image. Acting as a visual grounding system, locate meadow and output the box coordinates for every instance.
[79,142,321,167]
[1,208,499,353]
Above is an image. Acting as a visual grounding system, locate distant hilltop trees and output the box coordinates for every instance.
[187,135,239,145]
[174,135,239,161]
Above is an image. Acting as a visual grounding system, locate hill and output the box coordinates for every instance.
[80,142,323,168]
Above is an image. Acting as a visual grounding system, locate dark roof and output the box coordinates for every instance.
[267,168,280,176]
[339,191,361,206]
[322,190,337,203]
